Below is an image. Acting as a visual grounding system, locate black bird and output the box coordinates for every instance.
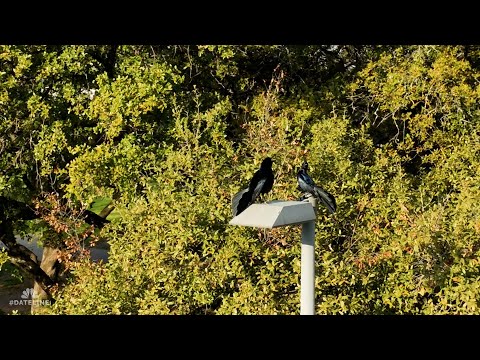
[297,161,336,214]
[232,157,274,217]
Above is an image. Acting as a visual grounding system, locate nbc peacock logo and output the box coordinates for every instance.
[21,288,34,299]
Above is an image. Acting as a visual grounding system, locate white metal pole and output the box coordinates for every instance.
[301,219,315,315]
[300,193,317,315]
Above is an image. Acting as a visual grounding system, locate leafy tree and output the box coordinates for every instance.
[2,45,479,315]
[0,45,181,312]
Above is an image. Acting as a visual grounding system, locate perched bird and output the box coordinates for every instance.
[297,161,336,214]
[232,157,274,217]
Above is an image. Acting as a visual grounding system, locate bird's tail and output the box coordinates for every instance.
[231,187,250,217]
[313,186,337,214]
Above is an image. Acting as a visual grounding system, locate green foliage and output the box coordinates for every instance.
[88,197,120,221]
[0,261,24,285]
[2,45,480,314]
[0,249,8,270]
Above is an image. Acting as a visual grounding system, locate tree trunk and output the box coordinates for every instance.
[31,246,60,314]
[0,222,56,297]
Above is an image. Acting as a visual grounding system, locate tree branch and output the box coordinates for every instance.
[82,209,110,228]
[0,195,115,301]
[0,196,37,221]
[0,222,55,299]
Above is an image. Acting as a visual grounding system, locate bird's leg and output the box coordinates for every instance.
[303,193,318,215]
[260,194,269,241]
[298,192,309,201]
